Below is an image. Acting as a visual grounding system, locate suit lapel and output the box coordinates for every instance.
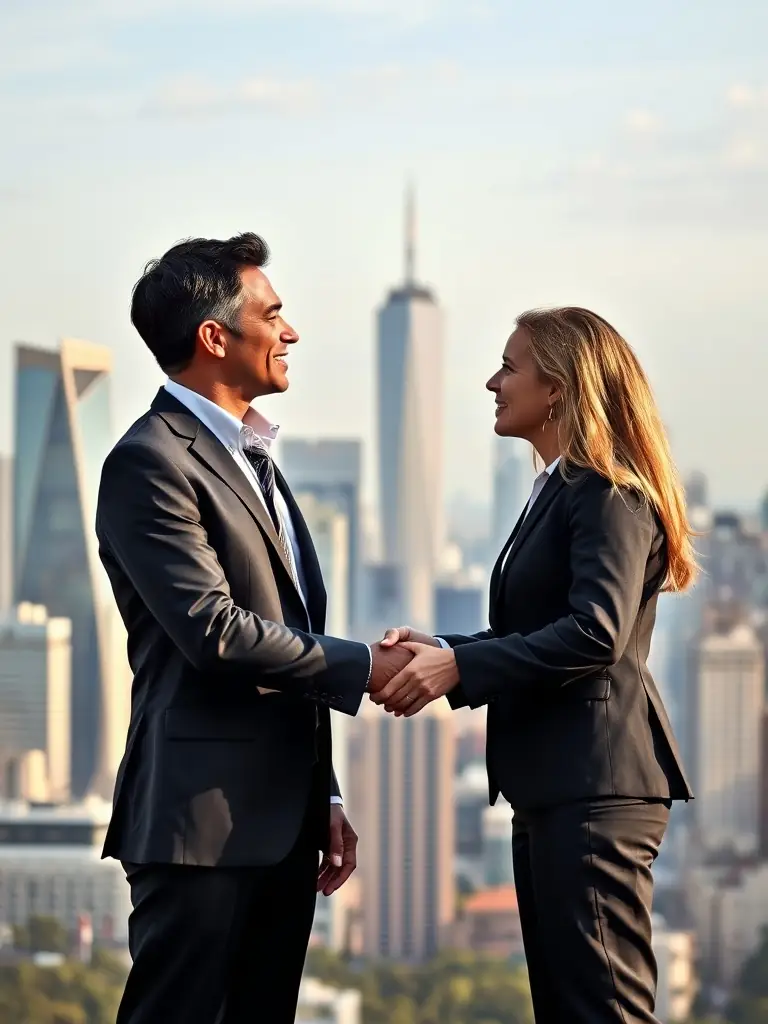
[153,391,301,602]
[494,469,566,597]
[490,505,528,606]
[274,465,328,631]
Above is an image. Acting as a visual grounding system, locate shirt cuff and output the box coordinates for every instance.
[364,645,373,691]
[330,796,344,806]
[435,636,450,649]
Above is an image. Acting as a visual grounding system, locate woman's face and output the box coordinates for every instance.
[486,327,555,439]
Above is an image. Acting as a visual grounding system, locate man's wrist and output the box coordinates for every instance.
[365,645,373,691]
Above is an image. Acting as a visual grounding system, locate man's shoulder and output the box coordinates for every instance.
[100,407,188,489]
[110,403,181,458]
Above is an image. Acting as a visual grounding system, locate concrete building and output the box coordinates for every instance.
[279,439,363,625]
[448,884,524,960]
[297,977,361,1024]
[13,340,127,799]
[691,619,764,857]
[652,915,697,1022]
[355,699,455,962]
[0,799,131,944]
[0,604,71,802]
[376,186,443,632]
[687,862,768,989]
[0,457,11,612]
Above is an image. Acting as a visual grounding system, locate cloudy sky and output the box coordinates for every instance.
[1,0,766,513]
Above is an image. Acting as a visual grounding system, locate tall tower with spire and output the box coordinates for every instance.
[375,185,444,631]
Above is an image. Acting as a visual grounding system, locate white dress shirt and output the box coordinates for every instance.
[436,455,562,649]
[164,380,346,804]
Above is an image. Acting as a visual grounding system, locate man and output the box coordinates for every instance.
[96,233,408,1023]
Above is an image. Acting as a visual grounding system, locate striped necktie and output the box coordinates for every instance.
[241,431,300,591]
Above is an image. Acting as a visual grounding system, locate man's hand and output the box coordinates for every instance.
[368,642,414,697]
[370,642,460,716]
[318,805,357,897]
[380,625,440,649]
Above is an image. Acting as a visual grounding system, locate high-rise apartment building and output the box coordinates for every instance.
[355,700,455,962]
[280,439,363,623]
[691,618,764,857]
[0,603,71,802]
[13,340,124,798]
[376,188,443,632]
[0,457,12,611]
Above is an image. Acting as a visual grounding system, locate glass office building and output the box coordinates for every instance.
[14,341,115,798]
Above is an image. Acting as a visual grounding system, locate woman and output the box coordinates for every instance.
[374,307,695,1024]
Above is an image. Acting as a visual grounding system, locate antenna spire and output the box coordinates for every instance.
[405,180,416,286]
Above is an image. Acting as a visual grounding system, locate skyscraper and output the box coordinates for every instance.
[13,340,119,798]
[376,187,443,632]
[691,616,764,858]
[280,439,362,622]
[355,700,455,962]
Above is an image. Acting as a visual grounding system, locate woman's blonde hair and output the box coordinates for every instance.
[517,306,697,592]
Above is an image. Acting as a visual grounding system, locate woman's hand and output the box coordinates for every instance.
[380,625,440,649]
[370,642,460,716]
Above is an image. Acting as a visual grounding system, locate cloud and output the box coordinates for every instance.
[624,109,662,135]
[727,83,768,110]
[723,138,767,169]
[144,75,318,118]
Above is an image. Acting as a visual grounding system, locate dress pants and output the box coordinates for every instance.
[512,797,670,1024]
[116,816,320,1024]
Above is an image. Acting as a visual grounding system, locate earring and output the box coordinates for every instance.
[542,405,554,432]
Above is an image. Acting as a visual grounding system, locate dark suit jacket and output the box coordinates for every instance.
[442,466,693,810]
[95,389,370,867]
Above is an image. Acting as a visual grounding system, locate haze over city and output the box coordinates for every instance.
[2,0,767,511]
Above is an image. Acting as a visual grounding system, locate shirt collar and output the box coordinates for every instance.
[545,455,562,476]
[164,379,280,451]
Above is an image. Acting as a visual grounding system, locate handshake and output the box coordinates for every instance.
[366,627,460,717]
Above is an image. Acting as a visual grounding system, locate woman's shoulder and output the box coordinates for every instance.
[563,465,655,521]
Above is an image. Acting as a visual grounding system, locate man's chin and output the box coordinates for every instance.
[268,374,290,394]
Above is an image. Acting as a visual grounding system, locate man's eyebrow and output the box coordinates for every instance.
[264,302,283,316]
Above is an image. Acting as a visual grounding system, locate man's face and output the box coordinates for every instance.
[220,266,299,398]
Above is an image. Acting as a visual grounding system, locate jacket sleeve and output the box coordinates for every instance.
[454,474,656,709]
[438,629,494,648]
[96,441,370,716]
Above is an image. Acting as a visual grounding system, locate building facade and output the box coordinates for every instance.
[0,799,130,944]
[13,340,125,799]
[0,604,71,802]
[691,620,764,857]
[355,700,455,961]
